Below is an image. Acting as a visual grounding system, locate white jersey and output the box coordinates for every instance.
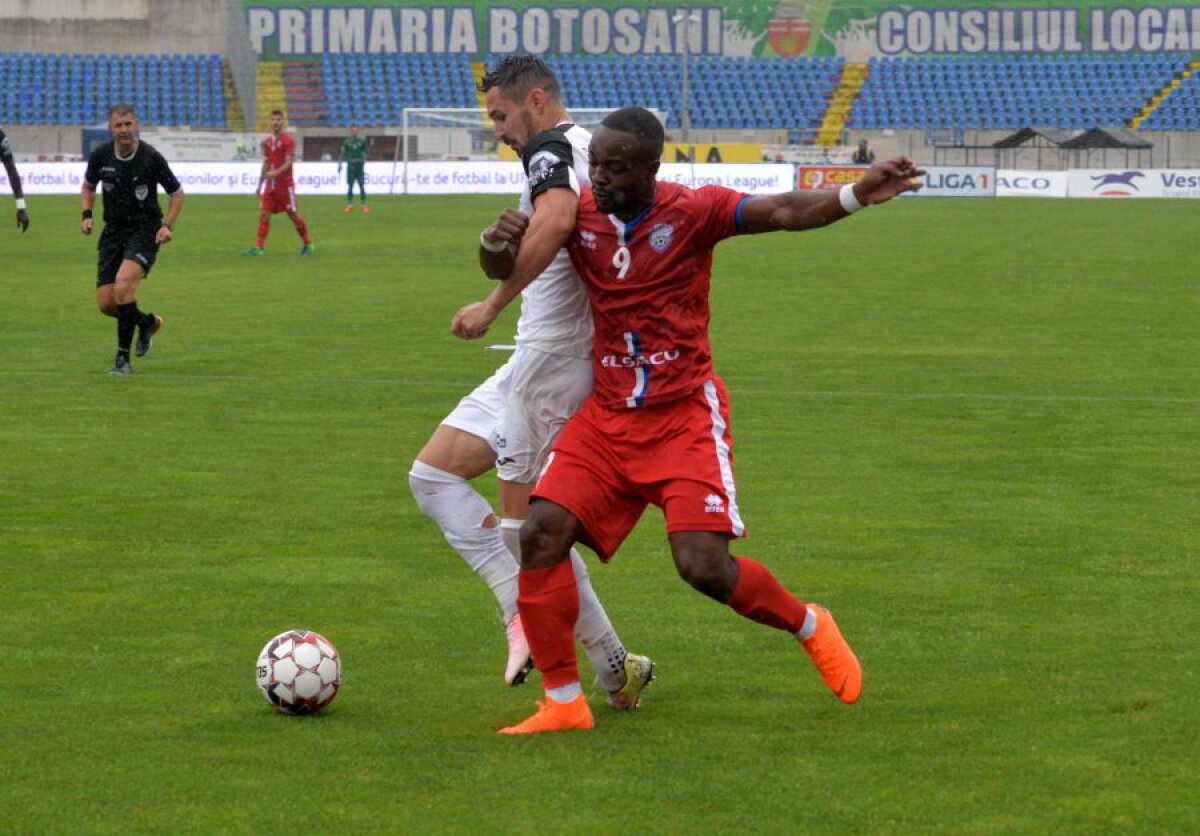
[512,122,593,358]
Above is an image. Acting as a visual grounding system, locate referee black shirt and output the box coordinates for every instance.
[84,141,181,228]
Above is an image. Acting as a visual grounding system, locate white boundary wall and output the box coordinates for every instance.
[4,161,1200,198]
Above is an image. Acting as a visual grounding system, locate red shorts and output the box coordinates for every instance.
[260,180,297,214]
[532,377,746,561]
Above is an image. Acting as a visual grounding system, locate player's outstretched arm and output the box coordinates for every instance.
[2,154,28,231]
[740,156,924,234]
[478,208,529,279]
[452,187,577,340]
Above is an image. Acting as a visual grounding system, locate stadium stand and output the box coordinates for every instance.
[850,54,1194,131]
[321,54,479,125]
[303,52,1192,137]
[547,55,843,140]
[1137,58,1200,130]
[3,49,1195,137]
[283,62,328,126]
[0,52,226,127]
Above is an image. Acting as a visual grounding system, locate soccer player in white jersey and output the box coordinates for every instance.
[409,56,654,711]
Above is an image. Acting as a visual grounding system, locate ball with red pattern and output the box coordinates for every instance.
[256,630,341,715]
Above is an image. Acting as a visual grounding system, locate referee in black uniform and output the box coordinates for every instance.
[81,104,185,375]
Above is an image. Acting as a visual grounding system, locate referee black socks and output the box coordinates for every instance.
[116,302,140,353]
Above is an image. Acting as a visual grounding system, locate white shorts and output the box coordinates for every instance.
[440,345,592,484]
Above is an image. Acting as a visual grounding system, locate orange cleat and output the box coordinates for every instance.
[498,694,593,735]
[800,606,862,704]
[360,204,370,213]
[344,204,353,213]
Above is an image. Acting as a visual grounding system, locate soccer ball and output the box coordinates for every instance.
[256,629,342,715]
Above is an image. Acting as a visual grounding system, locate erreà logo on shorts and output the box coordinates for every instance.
[704,494,725,514]
[600,349,681,368]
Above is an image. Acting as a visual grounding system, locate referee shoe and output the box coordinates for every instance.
[135,314,163,358]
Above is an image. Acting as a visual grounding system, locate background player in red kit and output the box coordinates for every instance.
[243,109,313,256]
[453,106,924,734]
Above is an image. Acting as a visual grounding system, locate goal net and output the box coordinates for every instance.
[390,107,667,193]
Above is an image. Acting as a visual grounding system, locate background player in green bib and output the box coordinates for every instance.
[337,125,369,213]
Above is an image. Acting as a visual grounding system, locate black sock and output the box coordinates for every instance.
[116,302,140,354]
[140,310,156,330]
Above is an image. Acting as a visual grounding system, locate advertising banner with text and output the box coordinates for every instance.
[1067,168,1200,198]
[796,165,868,191]
[9,162,1198,198]
[243,1,1200,61]
[2,162,795,196]
[996,170,1070,197]
[915,165,998,197]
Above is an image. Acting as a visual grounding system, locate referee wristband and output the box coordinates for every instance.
[82,208,93,220]
[15,198,26,210]
[479,231,508,253]
[162,222,174,231]
[839,183,865,214]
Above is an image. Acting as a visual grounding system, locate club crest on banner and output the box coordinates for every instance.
[768,3,811,57]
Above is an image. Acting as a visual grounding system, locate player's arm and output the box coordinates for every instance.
[156,188,185,244]
[453,186,577,340]
[273,153,294,180]
[1,146,28,232]
[739,156,925,234]
[478,208,530,279]
[80,178,97,235]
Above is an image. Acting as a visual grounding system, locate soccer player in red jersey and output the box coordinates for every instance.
[243,109,313,256]
[454,107,923,734]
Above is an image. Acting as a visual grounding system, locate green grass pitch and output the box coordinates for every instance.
[2,193,1197,832]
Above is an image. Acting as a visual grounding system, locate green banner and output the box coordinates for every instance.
[243,1,1200,59]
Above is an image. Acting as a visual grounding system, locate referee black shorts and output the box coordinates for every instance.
[96,224,160,287]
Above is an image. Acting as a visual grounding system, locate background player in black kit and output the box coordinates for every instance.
[0,126,30,232]
[81,104,185,375]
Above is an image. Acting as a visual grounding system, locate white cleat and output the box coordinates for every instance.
[504,612,534,686]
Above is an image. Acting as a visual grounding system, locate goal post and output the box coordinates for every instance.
[391,107,668,194]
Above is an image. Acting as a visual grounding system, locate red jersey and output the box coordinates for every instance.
[262,131,296,185]
[566,181,750,409]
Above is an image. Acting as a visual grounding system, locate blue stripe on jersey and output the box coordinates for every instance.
[629,366,649,408]
[624,330,648,408]
[734,195,751,234]
[619,201,656,244]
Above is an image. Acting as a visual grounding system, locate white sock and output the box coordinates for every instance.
[570,549,628,693]
[546,682,583,703]
[410,461,519,622]
[500,518,628,692]
[795,606,818,641]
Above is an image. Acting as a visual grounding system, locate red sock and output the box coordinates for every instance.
[256,219,269,248]
[727,555,809,633]
[517,560,580,689]
[293,215,310,244]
